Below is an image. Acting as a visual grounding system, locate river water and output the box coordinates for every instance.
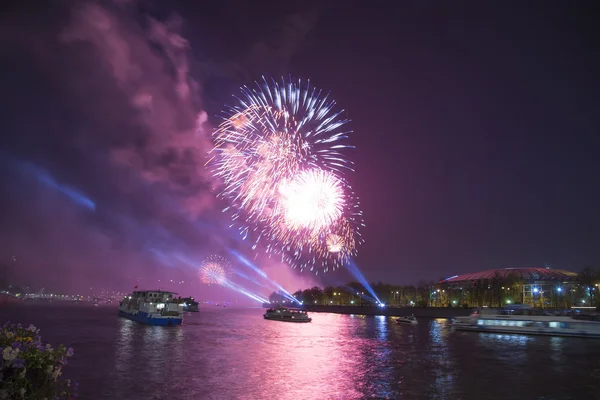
[1,303,599,400]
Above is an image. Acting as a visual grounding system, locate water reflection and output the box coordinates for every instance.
[476,332,532,367]
[2,305,600,400]
[113,319,134,396]
[549,337,564,363]
[426,318,455,399]
[243,313,363,399]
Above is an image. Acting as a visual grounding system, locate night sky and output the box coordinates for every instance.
[1,0,599,297]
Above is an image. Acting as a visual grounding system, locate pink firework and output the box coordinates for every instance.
[209,77,364,273]
[277,169,345,233]
[199,255,232,285]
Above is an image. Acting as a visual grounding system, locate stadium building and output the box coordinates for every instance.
[436,267,596,308]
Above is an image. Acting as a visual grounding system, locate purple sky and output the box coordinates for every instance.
[0,1,598,300]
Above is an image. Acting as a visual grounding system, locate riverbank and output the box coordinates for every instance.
[263,303,473,318]
[0,293,23,305]
[306,305,472,318]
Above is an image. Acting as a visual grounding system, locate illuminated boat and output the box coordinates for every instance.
[263,306,312,323]
[180,297,199,312]
[118,290,184,326]
[396,315,418,325]
[453,309,600,338]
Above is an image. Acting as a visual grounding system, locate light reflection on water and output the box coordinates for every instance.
[2,304,600,400]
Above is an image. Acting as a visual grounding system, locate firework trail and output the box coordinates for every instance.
[209,77,364,273]
[199,255,232,285]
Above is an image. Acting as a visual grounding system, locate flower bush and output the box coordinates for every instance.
[0,322,77,399]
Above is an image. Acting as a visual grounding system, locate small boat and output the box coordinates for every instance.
[453,308,600,338]
[396,315,418,325]
[180,297,199,312]
[264,306,312,323]
[118,290,184,326]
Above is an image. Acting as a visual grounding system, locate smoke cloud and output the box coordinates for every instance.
[0,0,320,300]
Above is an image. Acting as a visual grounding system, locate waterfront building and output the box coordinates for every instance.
[437,267,597,309]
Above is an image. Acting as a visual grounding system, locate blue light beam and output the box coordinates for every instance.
[346,259,382,304]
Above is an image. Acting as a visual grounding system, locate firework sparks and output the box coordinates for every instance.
[209,77,364,272]
[278,169,344,232]
[199,255,232,285]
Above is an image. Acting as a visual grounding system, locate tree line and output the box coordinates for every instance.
[268,267,600,309]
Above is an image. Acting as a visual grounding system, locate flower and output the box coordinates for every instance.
[11,358,25,369]
[3,347,18,361]
[51,367,62,380]
[1,321,76,399]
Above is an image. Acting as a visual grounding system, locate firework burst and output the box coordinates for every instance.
[209,77,364,272]
[199,255,232,285]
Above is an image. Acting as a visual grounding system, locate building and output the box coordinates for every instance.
[437,267,596,308]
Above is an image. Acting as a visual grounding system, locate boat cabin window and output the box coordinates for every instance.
[477,319,527,327]
[549,322,568,329]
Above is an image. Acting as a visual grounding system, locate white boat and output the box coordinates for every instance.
[396,315,418,325]
[264,306,312,323]
[118,290,184,326]
[453,309,600,338]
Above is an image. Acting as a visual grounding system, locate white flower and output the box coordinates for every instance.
[2,348,17,362]
[51,367,62,380]
[27,324,37,332]
[45,344,53,351]
[4,332,14,339]
[46,365,53,374]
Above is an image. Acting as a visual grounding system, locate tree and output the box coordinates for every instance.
[292,290,304,303]
[323,286,334,304]
[578,266,599,307]
[268,291,286,304]
[308,287,323,304]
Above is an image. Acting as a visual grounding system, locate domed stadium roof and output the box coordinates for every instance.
[441,267,578,283]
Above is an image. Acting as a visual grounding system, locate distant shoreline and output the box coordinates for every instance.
[265,303,473,318]
[0,293,23,305]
